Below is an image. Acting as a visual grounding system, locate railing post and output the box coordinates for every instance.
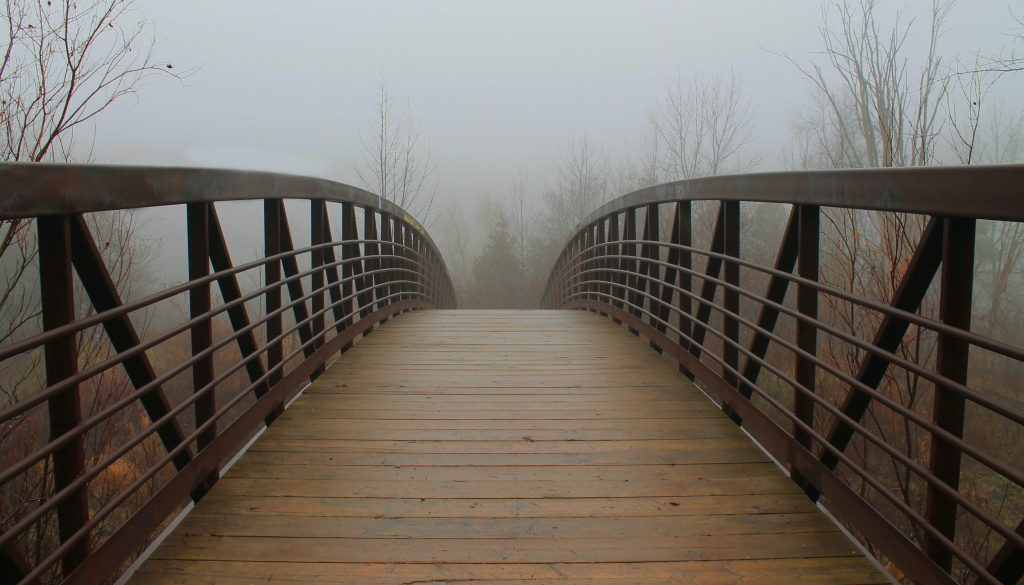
[187,203,217,476]
[589,224,598,301]
[363,208,380,313]
[794,204,819,485]
[402,222,415,304]
[264,199,283,388]
[38,214,90,575]
[311,200,327,349]
[924,215,976,572]
[656,204,682,338]
[595,218,608,304]
[380,212,394,309]
[340,202,360,324]
[676,201,693,352]
[624,208,640,332]
[607,212,622,315]
[569,235,577,305]
[643,203,662,340]
[723,201,740,388]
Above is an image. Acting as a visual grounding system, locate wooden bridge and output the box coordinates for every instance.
[127,310,883,584]
[1,164,1022,585]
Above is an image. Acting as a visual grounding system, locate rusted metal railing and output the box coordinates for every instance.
[0,164,455,585]
[543,166,1024,585]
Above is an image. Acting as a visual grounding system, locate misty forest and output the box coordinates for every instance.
[2,1,1024,585]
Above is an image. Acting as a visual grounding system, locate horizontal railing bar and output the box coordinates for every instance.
[566,291,1020,581]
[0,286,427,554]
[564,276,1024,496]
[570,257,1024,429]
[0,271,428,489]
[58,299,421,585]
[569,297,1002,585]
[0,259,429,425]
[567,237,1024,365]
[0,239,432,362]
[16,296,427,585]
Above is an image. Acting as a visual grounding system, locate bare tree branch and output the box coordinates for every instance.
[356,78,439,227]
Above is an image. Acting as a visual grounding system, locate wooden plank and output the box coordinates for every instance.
[127,310,885,585]
[176,512,838,538]
[222,462,785,481]
[187,493,817,518]
[133,558,888,585]
[149,532,864,563]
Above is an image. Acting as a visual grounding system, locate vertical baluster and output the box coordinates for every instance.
[677,201,693,352]
[723,201,740,388]
[363,208,380,313]
[644,203,661,336]
[187,203,217,474]
[352,207,373,319]
[311,200,327,350]
[608,212,622,318]
[624,209,639,333]
[402,223,414,304]
[595,219,607,305]
[794,205,819,481]
[412,230,424,305]
[656,203,682,339]
[38,214,90,574]
[264,200,283,388]
[340,202,359,327]
[924,216,976,571]
[582,226,593,301]
[380,212,394,308]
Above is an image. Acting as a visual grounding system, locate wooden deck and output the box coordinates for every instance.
[128,310,887,585]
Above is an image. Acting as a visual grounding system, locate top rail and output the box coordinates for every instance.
[578,165,1024,226]
[0,163,435,246]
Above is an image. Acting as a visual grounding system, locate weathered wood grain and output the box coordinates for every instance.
[127,310,887,584]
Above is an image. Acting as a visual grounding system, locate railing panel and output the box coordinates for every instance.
[0,164,455,585]
[543,165,1024,585]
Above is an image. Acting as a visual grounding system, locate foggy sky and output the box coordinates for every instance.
[91,0,1023,214]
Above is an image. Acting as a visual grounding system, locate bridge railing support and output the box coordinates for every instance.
[0,164,456,585]
[542,166,1024,585]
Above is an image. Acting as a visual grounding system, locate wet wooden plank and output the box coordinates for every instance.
[127,310,886,584]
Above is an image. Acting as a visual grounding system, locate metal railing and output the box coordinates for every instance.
[0,164,456,585]
[542,165,1024,585]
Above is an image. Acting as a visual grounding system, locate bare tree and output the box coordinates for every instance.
[540,134,609,241]
[780,0,955,168]
[356,79,439,227]
[437,201,471,286]
[637,111,662,187]
[0,0,179,343]
[0,2,179,579]
[654,70,757,180]
[780,2,1024,580]
[510,170,529,268]
[970,10,1023,75]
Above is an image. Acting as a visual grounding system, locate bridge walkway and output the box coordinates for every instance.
[127,310,887,584]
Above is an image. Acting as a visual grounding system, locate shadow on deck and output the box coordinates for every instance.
[127,310,885,585]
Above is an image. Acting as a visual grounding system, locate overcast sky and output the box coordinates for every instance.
[91,0,1023,214]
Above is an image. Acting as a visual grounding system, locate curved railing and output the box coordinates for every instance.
[543,166,1024,585]
[0,164,455,585]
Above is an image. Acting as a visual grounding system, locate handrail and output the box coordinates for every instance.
[0,163,456,585]
[577,165,1024,226]
[543,165,1024,585]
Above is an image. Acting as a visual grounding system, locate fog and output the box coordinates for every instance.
[72,0,1023,291]
[91,1,1021,197]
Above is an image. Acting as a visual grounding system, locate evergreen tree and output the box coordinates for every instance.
[472,211,528,308]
